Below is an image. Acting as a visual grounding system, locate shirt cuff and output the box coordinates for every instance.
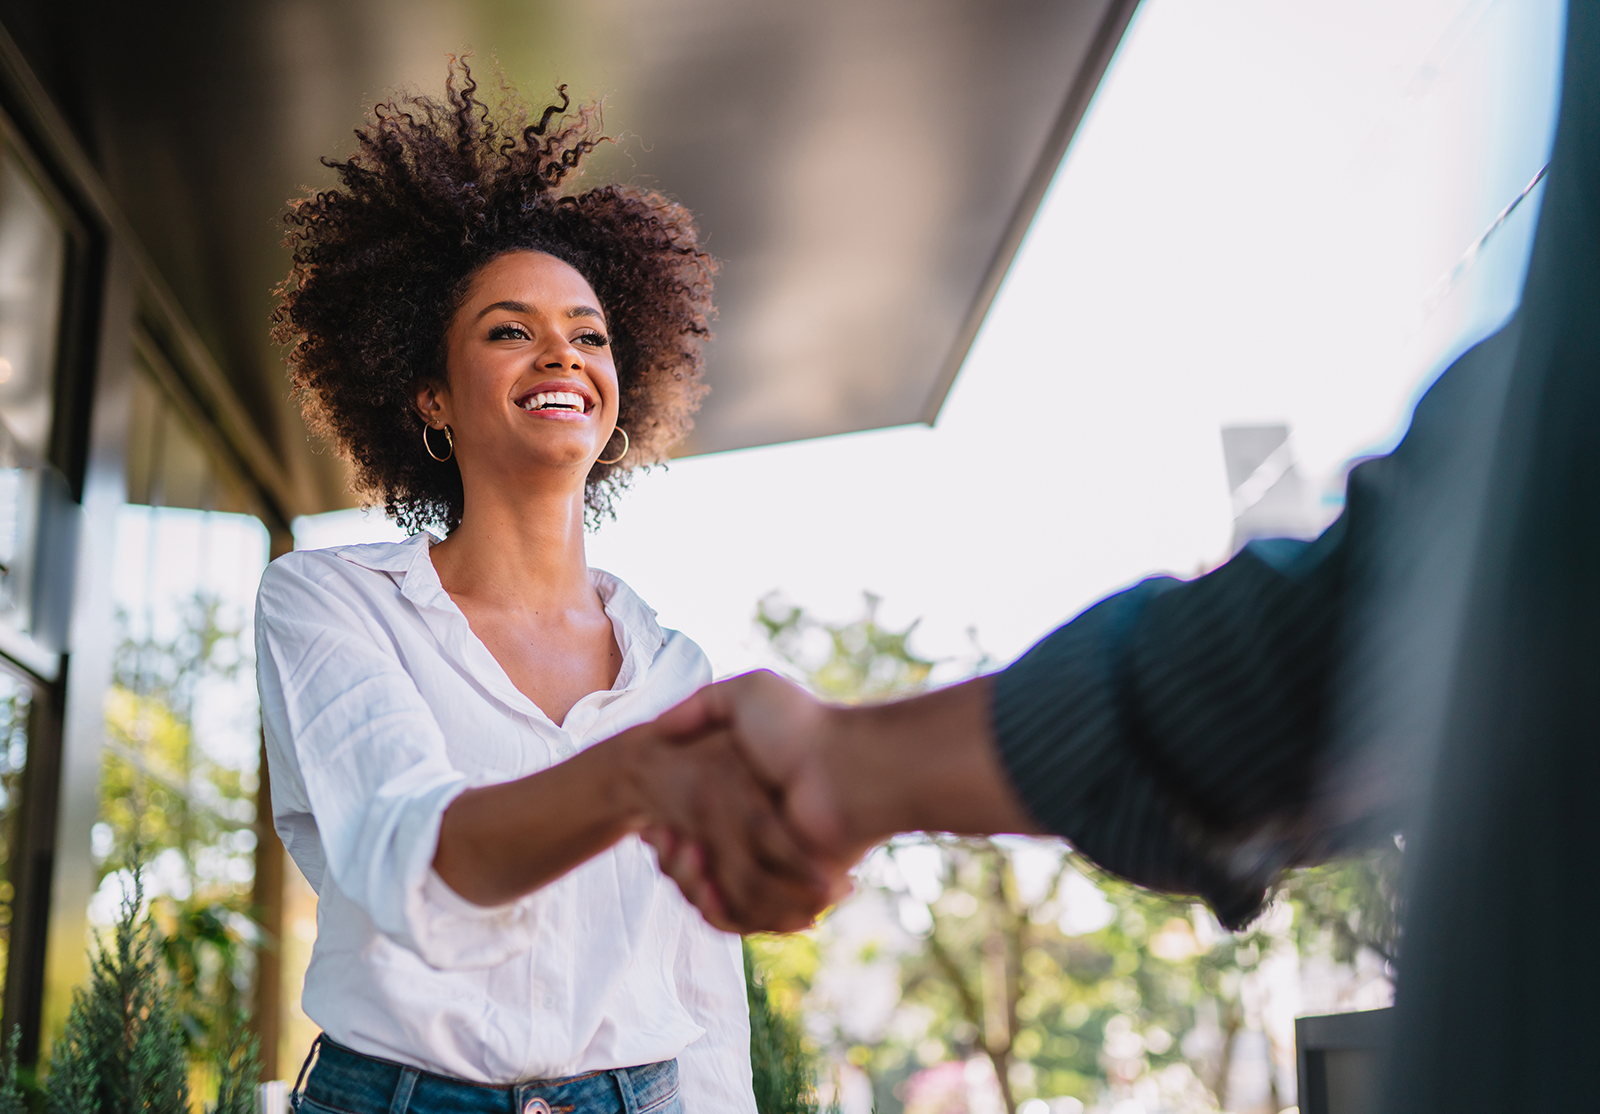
[404,864,541,970]
[991,580,1273,929]
[377,777,539,969]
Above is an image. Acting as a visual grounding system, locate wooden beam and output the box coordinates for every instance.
[251,527,294,1081]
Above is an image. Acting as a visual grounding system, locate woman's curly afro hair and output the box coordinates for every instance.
[272,59,715,533]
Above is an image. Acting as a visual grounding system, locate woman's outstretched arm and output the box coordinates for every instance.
[434,724,836,933]
[258,552,832,973]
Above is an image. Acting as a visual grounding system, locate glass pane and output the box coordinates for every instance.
[0,666,30,1006]
[125,371,257,515]
[0,148,69,669]
[0,149,65,462]
[97,366,269,1079]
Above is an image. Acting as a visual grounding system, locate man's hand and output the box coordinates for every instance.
[657,671,866,859]
[641,670,1039,933]
[614,717,844,933]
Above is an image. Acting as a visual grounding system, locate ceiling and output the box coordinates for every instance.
[1,0,1137,516]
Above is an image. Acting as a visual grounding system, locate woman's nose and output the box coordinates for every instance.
[540,335,584,371]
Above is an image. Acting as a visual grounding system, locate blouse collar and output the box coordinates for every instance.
[328,532,667,725]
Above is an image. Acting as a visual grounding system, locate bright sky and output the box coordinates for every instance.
[296,0,1565,680]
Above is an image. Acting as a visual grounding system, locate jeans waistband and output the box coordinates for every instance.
[294,1035,681,1114]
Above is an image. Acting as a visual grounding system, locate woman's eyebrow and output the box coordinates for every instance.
[475,299,532,321]
[473,300,604,322]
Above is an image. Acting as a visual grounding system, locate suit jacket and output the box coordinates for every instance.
[991,3,1600,1107]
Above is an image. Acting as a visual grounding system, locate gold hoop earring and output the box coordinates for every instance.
[597,427,630,466]
[422,423,454,462]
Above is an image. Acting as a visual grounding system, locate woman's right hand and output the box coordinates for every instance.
[431,712,839,933]
[624,726,844,934]
[635,670,1039,934]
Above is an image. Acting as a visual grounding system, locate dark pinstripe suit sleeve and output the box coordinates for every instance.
[987,305,1526,928]
[993,524,1348,929]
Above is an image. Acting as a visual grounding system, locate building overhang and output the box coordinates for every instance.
[0,0,1138,516]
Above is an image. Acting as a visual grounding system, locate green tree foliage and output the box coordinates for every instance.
[46,866,191,1113]
[43,859,259,1113]
[104,593,260,1066]
[0,1029,29,1114]
[753,593,1400,1114]
[747,940,829,1114]
[207,1016,262,1114]
[756,594,937,704]
[1283,845,1402,965]
[885,837,1034,1114]
[838,840,1242,1114]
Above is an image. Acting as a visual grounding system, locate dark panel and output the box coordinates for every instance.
[1295,1008,1394,1114]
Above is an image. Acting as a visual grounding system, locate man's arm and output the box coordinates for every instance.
[648,508,1356,934]
[646,672,1040,928]
[652,318,1527,934]
[673,672,1036,846]
[653,528,1345,934]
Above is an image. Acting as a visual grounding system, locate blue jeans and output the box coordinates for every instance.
[293,1036,683,1114]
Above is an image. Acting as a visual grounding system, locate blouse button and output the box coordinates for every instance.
[524,1099,552,1114]
[556,743,576,760]
[542,993,557,1008]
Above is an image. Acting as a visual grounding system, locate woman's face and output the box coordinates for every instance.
[420,250,619,492]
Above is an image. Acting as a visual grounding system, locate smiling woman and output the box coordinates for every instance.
[272,60,713,533]
[258,59,821,1114]
[415,252,621,506]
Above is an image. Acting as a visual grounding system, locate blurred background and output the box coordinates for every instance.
[0,0,1567,1110]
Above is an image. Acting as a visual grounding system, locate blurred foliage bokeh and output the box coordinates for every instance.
[748,593,1401,1114]
[0,674,30,1010]
[100,592,261,1094]
[748,939,835,1114]
[1,854,260,1112]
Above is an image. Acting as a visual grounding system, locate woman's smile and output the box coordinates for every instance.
[424,249,623,472]
[516,380,595,420]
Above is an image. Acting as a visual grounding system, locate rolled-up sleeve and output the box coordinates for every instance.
[256,556,537,969]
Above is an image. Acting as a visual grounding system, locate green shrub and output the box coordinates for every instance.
[46,868,191,1113]
[747,941,831,1114]
[0,1030,29,1114]
[39,861,258,1113]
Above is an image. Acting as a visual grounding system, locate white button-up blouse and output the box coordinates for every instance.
[255,532,753,1110]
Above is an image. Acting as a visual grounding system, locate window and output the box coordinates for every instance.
[0,145,71,673]
[0,138,71,1023]
[96,347,270,1073]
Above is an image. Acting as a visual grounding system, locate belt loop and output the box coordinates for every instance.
[388,1066,420,1114]
[613,1065,641,1114]
[290,1034,324,1108]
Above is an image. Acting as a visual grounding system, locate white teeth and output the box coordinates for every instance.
[522,391,586,413]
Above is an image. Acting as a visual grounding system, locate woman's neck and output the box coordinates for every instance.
[429,477,594,612]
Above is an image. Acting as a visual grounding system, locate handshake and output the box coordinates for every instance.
[615,669,1037,934]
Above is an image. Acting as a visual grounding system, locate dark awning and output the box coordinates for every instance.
[0,0,1137,514]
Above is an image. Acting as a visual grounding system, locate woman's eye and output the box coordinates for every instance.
[577,331,609,347]
[488,323,530,341]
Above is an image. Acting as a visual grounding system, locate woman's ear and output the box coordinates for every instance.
[414,379,449,428]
